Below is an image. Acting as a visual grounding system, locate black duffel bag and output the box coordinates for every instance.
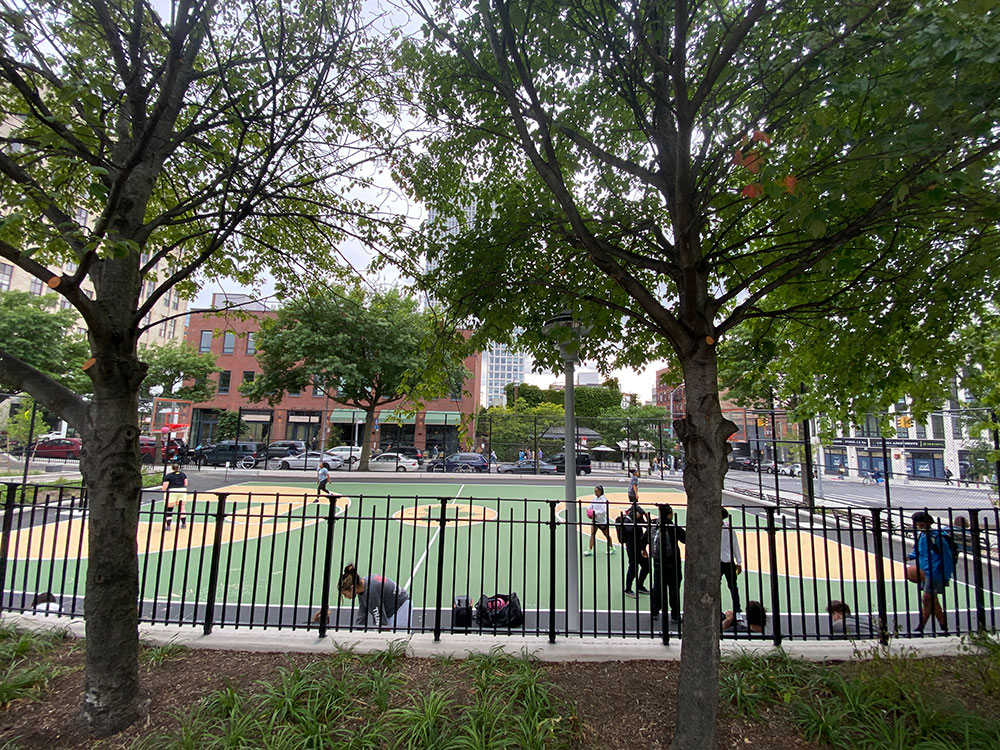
[475,592,524,628]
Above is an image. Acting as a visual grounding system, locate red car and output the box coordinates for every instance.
[31,437,83,459]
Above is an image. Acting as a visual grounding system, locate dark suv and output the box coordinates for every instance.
[201,441,261,467]
[428,452,489,472]
[265,440,307,459]
[548,452,592,475]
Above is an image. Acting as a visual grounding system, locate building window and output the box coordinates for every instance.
[0,263,11,291]
[223,332,235,354]
[915,421,926,439]
[167,319,177,338]
[29,277,45,295]
[312,378,323,397]
[218,370,231,394]
[163,289,171,307]
[288,387,300,397]
[242,371,255,384]
[930,413,945,440]
[246,332,256,355]
[199,331,213,353]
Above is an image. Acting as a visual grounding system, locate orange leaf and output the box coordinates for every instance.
[741,184,764,199]
[753,130,772,145]
[732,148,744,166]
[743,152,762,173]
[782,175,798,193]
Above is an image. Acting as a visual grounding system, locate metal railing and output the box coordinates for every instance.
[1,481,998,644]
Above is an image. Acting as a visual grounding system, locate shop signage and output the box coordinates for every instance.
[831,437,945,450]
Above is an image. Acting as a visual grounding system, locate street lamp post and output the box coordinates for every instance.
[542,313,587,634]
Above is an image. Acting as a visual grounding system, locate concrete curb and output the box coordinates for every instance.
[3,612,970,663]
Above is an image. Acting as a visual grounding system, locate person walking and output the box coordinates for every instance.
[907,511,955,633]
[944,467,954,485]
[650,504,686,625]
[720,508,743,618]
[620,501,651,598]
[161,462,188,530]
[314,461,332,503]
[628,468,640,502]
[583,485,615,556]
[337,563,411,631]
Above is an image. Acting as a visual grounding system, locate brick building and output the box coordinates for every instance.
[185,295,482,453]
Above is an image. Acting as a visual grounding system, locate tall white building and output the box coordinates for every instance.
[482,344,527,407]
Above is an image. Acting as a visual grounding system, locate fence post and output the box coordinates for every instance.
[765,508,782,647]
[969,513,987,633]
[0,484,18,609]
[870,509,890,645]
[317,495,339,638]
[432,496,450,641]
[548,500,558,644]
[881,435,892,511]
[657,505,670,646]
[202,492,229,635]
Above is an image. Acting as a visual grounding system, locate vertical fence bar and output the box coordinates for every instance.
[432,496,450,641]
[0,484,18,609]
[317,493,338,638]
[548,500,557,643]
[202,492,229,635]
[969,513,987,633]
[870,509,890,645]
[657,505,669,646]
[881,436,891,510]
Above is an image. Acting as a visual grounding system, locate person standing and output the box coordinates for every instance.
[628,468,640,502]
[650,504,686,625]
[314,461,332,503]
[161,462,188,530]
[337,563,411,631]
[907,511,955,633]
[583,485,615,556]
[620,501,651,598]
[720,508,743,618]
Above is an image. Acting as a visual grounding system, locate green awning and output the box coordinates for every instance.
[423,411,463,426]
[327,409,463,425]
[328,409,367,424]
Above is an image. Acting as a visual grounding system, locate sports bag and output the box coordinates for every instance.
[475,592,524,628]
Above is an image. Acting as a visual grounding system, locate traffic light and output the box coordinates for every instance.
[756,416,768,427]
[896,415,913,428]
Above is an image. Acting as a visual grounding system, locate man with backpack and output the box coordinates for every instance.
[907,511,956,634]
[617,501,651,598]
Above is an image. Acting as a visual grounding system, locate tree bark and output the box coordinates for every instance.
[358,406,377,471]
[671,341,736,750]
[77,326,146,734]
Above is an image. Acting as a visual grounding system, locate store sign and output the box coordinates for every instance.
[832,437,945,450]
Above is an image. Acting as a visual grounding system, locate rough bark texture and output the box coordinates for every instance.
[671,343,736,750]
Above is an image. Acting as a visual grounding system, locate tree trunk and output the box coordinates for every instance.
[78,342,145,735]
[358,407,377,471]
[671,342,736,750]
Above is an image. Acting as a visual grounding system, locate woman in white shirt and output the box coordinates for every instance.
[583,485,615,556]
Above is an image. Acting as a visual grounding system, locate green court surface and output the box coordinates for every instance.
[6,479,997,626]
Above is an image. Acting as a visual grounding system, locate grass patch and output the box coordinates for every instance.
[0,624,72,709]
[140,641,188,670]
[136,645,579,750]
[720,637,1000,749]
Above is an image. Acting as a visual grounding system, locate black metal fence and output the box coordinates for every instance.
[2,481,999,644]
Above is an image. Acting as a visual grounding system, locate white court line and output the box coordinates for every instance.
[403,484,465,592]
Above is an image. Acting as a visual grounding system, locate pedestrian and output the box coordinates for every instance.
[628,468,640,502]
[314,461,331,502]
[619,501,651,598]
[518,449,525,461]
[432,444,440,459]
[29,591,61,614]
[490,449,497,471]
[907,511,955,633]
[720,507,743,619]
[650,504,686,625]
[583,485,615,556]
[837,464,846,480]
[161,461,188,531]
[538,447,543,461]
[337,563,411,631]
[944,467,954,485]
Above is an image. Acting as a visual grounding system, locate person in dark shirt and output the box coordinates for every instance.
[650,504,686,625]
[160,462,188,530]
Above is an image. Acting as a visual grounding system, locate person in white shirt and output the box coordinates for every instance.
[721,507,743,617]
[583,485,615,556]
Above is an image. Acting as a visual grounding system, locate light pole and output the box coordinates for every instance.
[542,313,587,634]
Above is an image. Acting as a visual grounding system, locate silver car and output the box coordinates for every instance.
[267,451,344,471]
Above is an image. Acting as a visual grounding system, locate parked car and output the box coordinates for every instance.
[326,445,363,465]
[382,445,424,465]
[265,440,308,459]
[548,452,592,475]
[497,458,557,475]
[368,452,420,472]
[761,461,798,476]
[29,437,83,460]
[267,451,343,471]
[201,441,261,468]
[728,457,758,471]
[138,435,185,463]
[427,452,490,473]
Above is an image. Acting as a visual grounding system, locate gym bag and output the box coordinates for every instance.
[475,592,524,628]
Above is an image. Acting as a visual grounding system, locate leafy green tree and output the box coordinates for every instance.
[574,385,623,419]
[4,395,41,448]
[0,291,89,402]
[402,1,1000,744]
[478,402,564,461]
[0,0,396,734]
[139,341,219,403]
[214,410,249,442]
[504,382,561,409]
[242,287,471,470]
